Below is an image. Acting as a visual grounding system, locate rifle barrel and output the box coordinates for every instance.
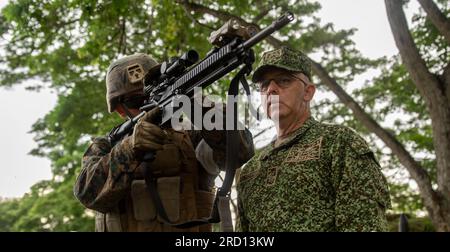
[241,11,294,49]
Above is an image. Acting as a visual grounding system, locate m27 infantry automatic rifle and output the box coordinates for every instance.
[108,12,294,230]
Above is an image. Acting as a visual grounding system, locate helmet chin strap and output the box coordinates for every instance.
[121,103,135,120]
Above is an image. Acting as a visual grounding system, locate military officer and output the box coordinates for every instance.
[236,47,391,232]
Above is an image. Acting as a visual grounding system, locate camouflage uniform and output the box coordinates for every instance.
[236,47,391,232]
[76,128,253,232]
[73,53,254,232]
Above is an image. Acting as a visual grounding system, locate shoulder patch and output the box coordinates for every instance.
[265,166,279,186]
[285,137,322,162]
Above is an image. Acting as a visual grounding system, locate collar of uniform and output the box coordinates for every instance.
[259,116,318,161]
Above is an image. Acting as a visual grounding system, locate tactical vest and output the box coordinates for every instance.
[96,129,215,232]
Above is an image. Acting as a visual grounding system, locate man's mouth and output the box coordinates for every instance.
[265,95,281,112]
[267,100,281,108]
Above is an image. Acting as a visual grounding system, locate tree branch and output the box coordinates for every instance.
[418,0,450,102]
[180,1,215,30]
[57,18,81,28]
[385,0,443,100]
[118,17,126,55]
[252,6,271,23]
[444,63,450,102]
[310,60,438,210]
[175,0,283,47]
[418,0,450,45]
[386,0,450,209]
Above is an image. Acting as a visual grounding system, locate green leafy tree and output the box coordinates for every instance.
[382,0,450,231]
[0,0,447,231]
[1,0,378,231]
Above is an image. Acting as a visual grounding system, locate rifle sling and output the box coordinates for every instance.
[143,65,252,230]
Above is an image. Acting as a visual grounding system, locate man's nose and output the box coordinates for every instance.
[266,80,280,95]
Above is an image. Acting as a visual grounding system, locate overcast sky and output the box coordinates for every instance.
[0,0,420,198]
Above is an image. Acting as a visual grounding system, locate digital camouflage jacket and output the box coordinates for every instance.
[236,117,391,232]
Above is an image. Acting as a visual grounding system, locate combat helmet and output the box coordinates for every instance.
[106,53,160,113]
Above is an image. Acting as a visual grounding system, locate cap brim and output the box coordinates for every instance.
[252,65,289,82]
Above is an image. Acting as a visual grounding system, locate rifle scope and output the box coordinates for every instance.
[160,50,199,76]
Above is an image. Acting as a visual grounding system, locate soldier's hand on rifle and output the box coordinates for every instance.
[132,107,165,156]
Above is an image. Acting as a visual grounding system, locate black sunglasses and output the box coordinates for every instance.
[257,73,307,92]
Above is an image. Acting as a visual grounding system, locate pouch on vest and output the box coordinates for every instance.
[131,177,181,223]
[95,212,105,232]
[149,143,182,177]
[131,180,157,221]
[195,190,215,232]
[195,190,215,219]
[156,176,181,223]
[105,209,123,232]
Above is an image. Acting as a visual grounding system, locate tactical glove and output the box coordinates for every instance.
[132,107,165,156]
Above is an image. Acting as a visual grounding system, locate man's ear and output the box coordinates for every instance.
[304,83,315,102]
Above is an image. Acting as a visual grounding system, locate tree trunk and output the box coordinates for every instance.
[385,0,450,231]
[417,0,450,45]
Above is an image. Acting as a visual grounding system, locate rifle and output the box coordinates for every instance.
[108,12,294,229]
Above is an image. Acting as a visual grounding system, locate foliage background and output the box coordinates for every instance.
[0,0,448,231]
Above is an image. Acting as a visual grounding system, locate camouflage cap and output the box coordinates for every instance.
[252,46,311,82]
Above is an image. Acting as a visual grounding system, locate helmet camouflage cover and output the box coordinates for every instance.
[106,53,160,113]
[252,46,311,83]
